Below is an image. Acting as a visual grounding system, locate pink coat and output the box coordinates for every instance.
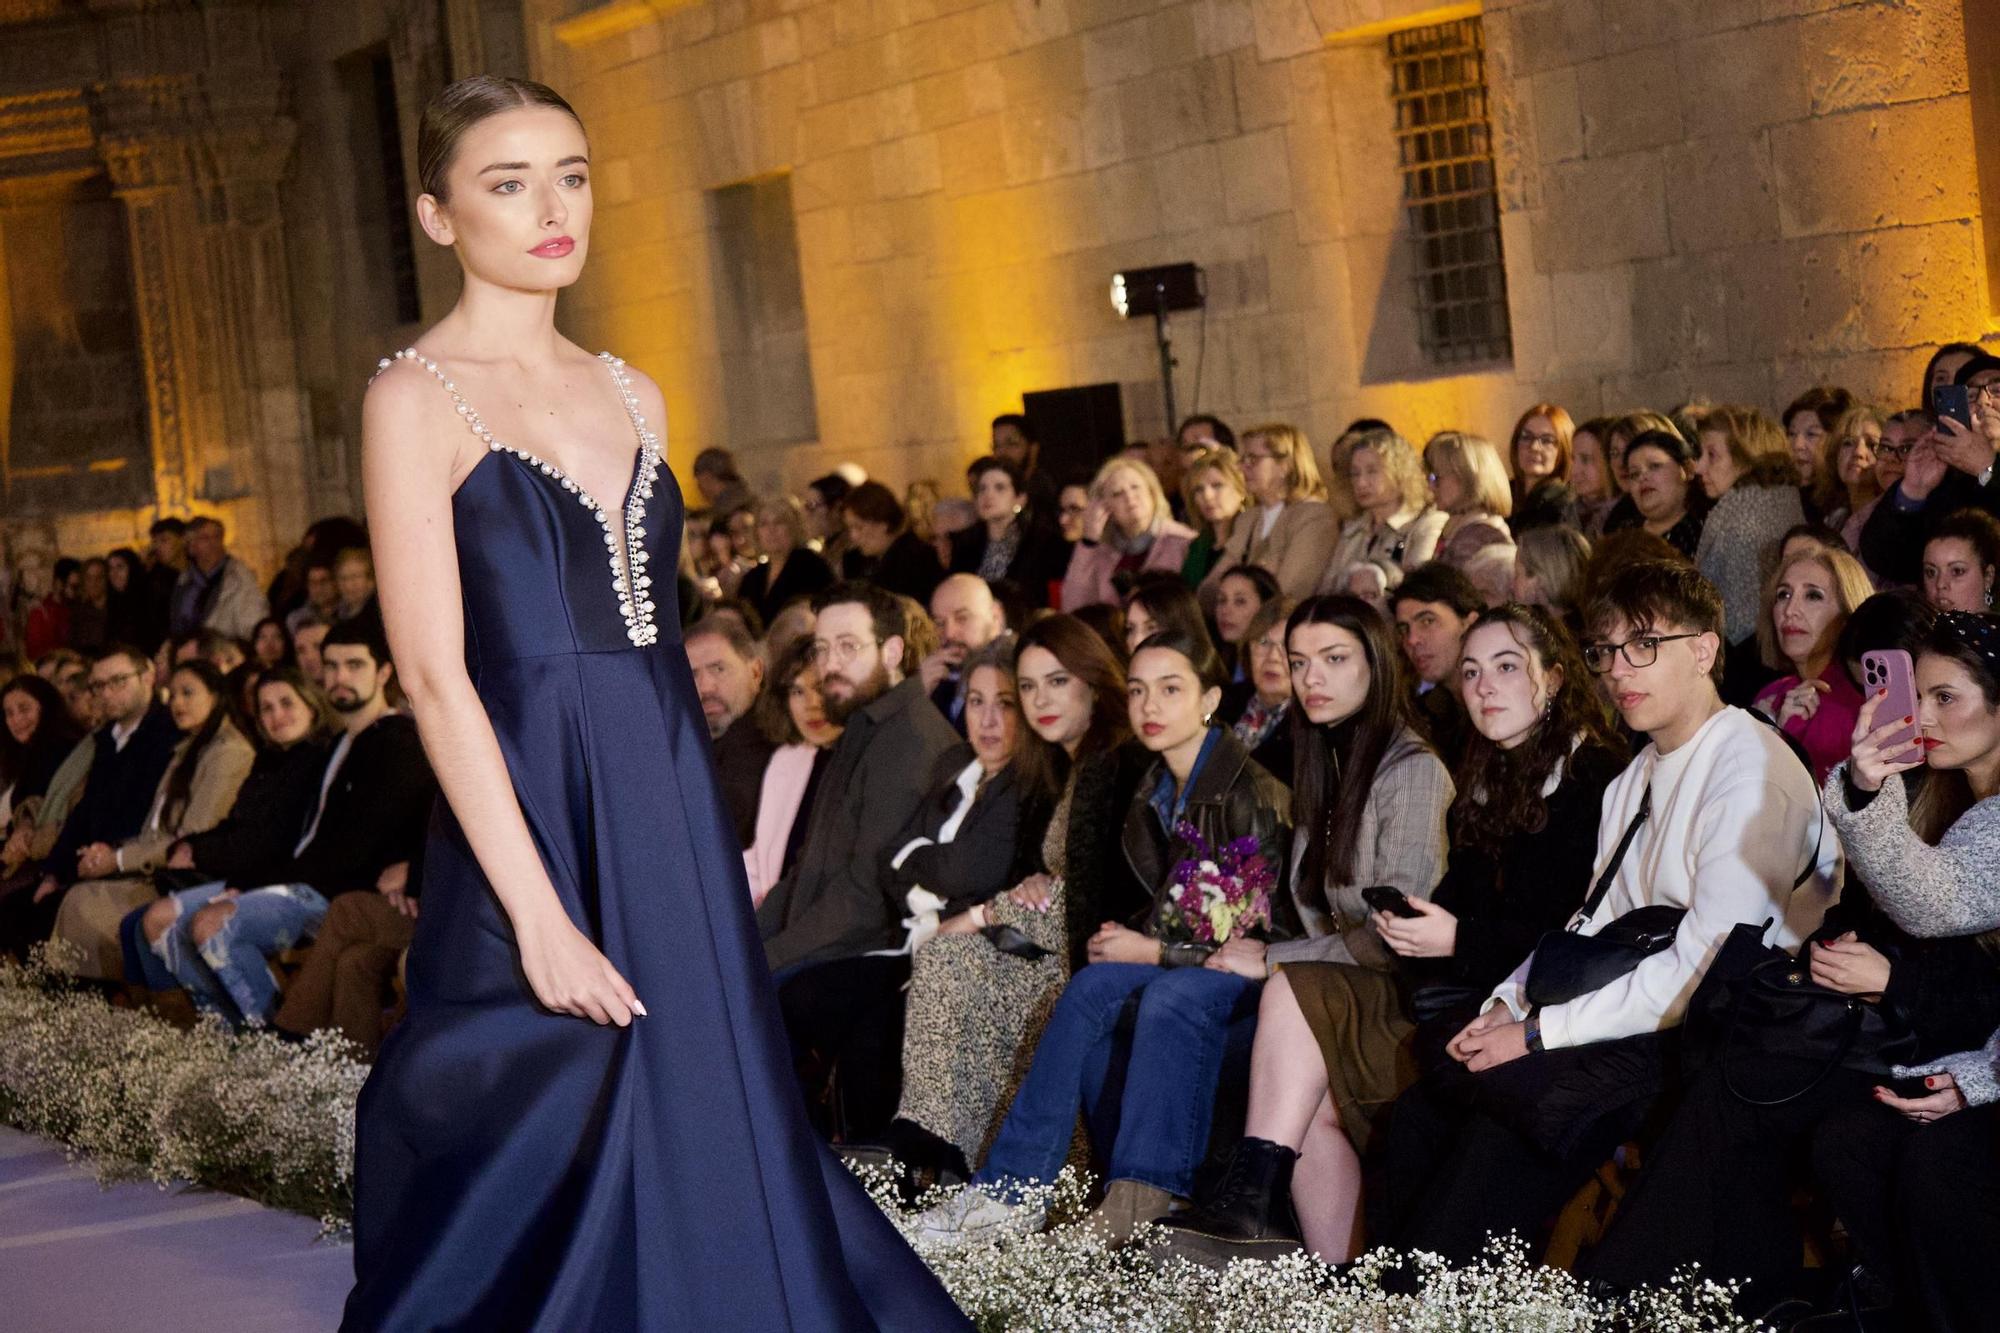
[1059,521,1197,610]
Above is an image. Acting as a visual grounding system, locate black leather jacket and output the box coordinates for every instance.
[1121,728,1296,966]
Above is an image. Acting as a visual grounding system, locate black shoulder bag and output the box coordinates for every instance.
[1525,786,1685,1009]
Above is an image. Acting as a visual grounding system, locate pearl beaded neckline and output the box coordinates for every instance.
[379,348,663,647]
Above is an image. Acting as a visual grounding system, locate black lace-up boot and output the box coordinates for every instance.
[1148,1137,1303,1269]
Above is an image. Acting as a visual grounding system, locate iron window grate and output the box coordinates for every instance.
[1389,17,1512,366]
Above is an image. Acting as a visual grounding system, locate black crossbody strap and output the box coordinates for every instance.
[1570,784,1651,933]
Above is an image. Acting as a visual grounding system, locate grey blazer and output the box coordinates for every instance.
[1266,727,1454,970]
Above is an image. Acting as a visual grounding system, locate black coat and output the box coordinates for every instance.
[44,706,181,885]
[712,712,777,848]
[737,548,834,626]
[1121,728,1297,962]
[756,675,961,970]
[885,746,1029,916]
[288,713,438,899]
[1860,470,2000,587]
[842,531,944,604]
[1050,742,1152,970]
[180,737,333,888]
[947,520,1065,609]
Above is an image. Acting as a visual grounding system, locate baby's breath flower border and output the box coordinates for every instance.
[0,962,1760,1330]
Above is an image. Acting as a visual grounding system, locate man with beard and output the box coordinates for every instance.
[686,614,772,846]
[756,582,958,976]
[920,574,1008,735]
[159,617,435,1030]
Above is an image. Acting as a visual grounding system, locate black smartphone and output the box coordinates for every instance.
[1363,885,1422,919]
[1936,383,1974,432]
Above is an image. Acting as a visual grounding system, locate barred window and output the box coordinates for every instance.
[1390,18,1511,366]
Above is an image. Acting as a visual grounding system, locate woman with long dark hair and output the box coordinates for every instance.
[880,614,1140,1182]
[0,673,82,840]
[50,659,256,979]
[740,636,844,905]
[1163,606,1607,1265]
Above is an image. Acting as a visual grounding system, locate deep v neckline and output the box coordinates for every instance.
[383,347,665,647]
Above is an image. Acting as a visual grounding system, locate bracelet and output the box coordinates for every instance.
[1523,1011,1545,1054]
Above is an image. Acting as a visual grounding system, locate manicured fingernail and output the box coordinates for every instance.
[632,1001,649,1017]
[1925,1076,1937,1088]
[1905,715,1914,724]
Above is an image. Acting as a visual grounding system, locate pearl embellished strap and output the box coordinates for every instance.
[377,348,663,647]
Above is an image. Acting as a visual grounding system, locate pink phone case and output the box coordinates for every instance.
[1861,649,1922,766]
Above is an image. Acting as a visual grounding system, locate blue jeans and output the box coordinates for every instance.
[974,962,1262,1197]
[149,880,329,1027]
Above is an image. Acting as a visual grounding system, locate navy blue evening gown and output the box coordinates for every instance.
[343,350,970,1332]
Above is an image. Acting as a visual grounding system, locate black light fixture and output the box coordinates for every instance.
[1110,262,1204,432]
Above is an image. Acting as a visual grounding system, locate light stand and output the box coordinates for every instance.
[1110,263,1205,434]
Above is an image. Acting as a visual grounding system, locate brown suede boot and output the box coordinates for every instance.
[146,988,199,1030]
[1078,1179,1176,1247]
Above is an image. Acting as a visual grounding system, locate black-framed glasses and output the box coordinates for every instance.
[1875,441,1914,460]
[1970,381,2000,406]
[87,669,142,695]
[1581,633,1701,674]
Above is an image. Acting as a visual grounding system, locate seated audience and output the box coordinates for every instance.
[250,616,292,671]
[1587,608,2000,1320]
[1507,403,1580,534]
[757,583,961,973]
[1373,561,1839,1264]
[686,615,771,847]
[1120,574,1211,658]
[171,518,270,641]
[0,674,83,845]
[914,628,1294,1247]
[1391,564,1484,771]
[1920,507,2000,612]
[737,496,835,628]
[51,660,255,979]
[1509,524,1591,629]
[840,482,945,604]
[949,457,1061,609]
[1322,430,1445,590]
[1220,597,1295,782]
[920,574,1008,734]
[1784,385,1858,501]
[141,619,435,1028]
[1815,404,1884,552]
[741,637,843,906]
[1211,565,1280,681]
[1424,431,1515,583]
[1607,429,1707,562]
[1201,424,1337,604]
[1860,351,2000,585]
[0,646,180,959]
[1159,604,1621,1264]
[780,640,1031,1143]
[1751,545,1874,782]
[1178,446,1248,591]
[1691,405,1805,705]
[1061,458,1196,612]
[880,615,1142,1182]
[1568,416,1620,536]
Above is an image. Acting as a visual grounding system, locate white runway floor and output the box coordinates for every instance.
[0,1127,351,1331]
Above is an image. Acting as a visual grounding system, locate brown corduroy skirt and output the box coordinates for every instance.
[1283,960,1418,1157]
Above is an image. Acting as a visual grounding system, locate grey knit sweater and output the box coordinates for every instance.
[1896,1026,2000,1108]
[1696,483,1803,645]
[1823,764,2000,937]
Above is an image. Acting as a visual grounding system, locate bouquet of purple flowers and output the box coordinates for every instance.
[1158,820,1277,945]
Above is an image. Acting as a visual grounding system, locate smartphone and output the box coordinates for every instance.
[1860,649,1923,767]
[1935,383,1974,432]
[1363,885,1423,919]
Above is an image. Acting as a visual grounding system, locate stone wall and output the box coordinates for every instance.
[533,0,1992,498]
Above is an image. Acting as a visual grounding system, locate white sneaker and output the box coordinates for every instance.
[912,1185,1046,1249]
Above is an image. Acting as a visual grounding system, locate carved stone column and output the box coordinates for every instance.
[96,73,310,572]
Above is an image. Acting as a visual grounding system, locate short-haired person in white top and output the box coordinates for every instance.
[1373,560,1841,1263]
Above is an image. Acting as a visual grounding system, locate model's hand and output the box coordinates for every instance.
[1376,897,1459,958]
[1850,691,1924,793]
[517,911,645,1026]
[1810,932,1891,999]
[1874,1074,1965,1123]
[1204,936,1268,979]
[1086,921,1160,965]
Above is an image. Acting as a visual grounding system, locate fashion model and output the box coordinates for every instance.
[343,75,969,1331]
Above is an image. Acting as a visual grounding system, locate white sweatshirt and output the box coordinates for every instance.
[1489,706,1842,1049]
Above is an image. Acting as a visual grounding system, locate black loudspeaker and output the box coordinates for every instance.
[1022,383,1126,488]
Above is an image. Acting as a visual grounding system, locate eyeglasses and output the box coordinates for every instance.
[811,636,878,665]
[87,669,142,695]
[1248,637,1287,659]
[1875,441,1914,460]
[1581,633,1701,674]
[1516,432,1560,449]
[1969,381,2000,405]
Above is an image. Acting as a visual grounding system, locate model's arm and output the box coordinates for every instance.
[363,362,641,1027]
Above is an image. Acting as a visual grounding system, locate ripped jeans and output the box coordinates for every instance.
[146,880,329,1027]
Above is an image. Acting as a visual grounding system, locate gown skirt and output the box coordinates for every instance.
[343,351,969,1331]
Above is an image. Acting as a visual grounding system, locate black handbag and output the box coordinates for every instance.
[1526,786,1681,1008]
[1684,920,1915,1107]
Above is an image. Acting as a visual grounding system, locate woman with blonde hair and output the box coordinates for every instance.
[1320,430,1445,593]
[1751,544,1875,782]
[1178,446,1249,588]
[1814,404,1885,551]
[1202,424,1338,602]
[736,494,834,626]
[1424,431,1515,579]
[1690,404,1806,703]
[1509,524,1592,625]
[1060,456,1196,610]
